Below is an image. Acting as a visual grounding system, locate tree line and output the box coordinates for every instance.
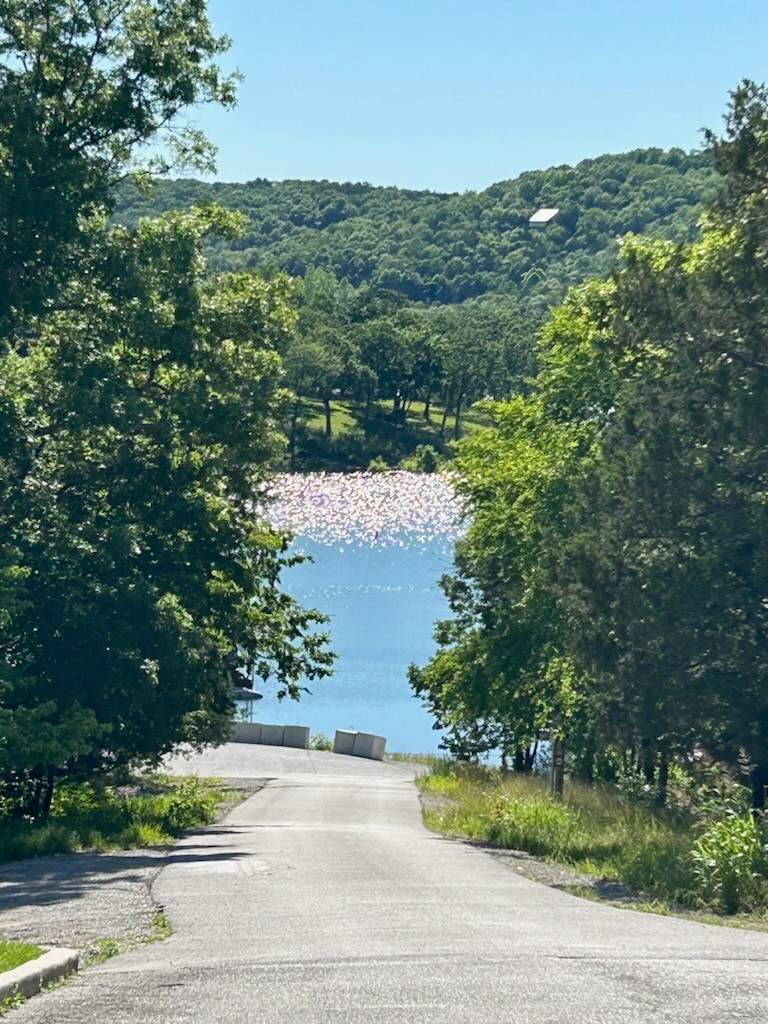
[114,148,717,307]
[410,82,768,810]
[113,147,718,469]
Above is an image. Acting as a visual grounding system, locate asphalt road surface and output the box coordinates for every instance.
[12,745,768,1023]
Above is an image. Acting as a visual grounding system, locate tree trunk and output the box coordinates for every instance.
[439,398,451,439]
[581,739,595,784]
[640,738,655,785]
[289,401,300,470]
[423,391,432,422]
[551,736,565,798]
[323,396,332,438]
[453,393,464,440]
[24,769,43,819]
[656,752,669,808]
[40,767,55,818]
[751,763,768,812]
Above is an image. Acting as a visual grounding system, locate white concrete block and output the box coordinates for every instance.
[283,725,310,749]
[352,732,387,761]
[260,723,285,747]
[333,729,357,755]
[231,722,262,744]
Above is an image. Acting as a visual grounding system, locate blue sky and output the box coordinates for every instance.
[193,1,768,193]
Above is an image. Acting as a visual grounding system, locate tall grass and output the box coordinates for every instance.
[0,775,224,864]
[418,762,768,915]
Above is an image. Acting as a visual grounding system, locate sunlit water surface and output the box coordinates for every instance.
[244,473,466,754]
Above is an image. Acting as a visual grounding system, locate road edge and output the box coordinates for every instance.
[0,947,79,1005]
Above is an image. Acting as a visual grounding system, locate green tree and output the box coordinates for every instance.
[0,0,237,326]
[414,84,768,803]
[0,3,332,816]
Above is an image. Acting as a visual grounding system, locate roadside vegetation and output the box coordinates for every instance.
[0,1,333,831]
[418,760,768,918]
[0,775,228,865]
[409,82,768,873]
[0,941,42,974]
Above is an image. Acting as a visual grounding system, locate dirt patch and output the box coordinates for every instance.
[476,844,640,902]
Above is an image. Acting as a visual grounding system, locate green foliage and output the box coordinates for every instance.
[410,83,768,810]
[0,0,238,325]
[112,149,717,469]
[691,814,768,914]
[309,732,334,751]
[418,760,768,914]
[0,940,41,973]
[485,793,584,860]
[0,774,225,863]
[400,445,442,473]
[113,149,716,307]
[0,2,334,816]
[151,908,174,942]
[124,775,219,835]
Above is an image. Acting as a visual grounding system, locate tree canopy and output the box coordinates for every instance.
[111,147,717,470]
[0,1,332,818]
[410,82,768,806]
[113,148,717,307]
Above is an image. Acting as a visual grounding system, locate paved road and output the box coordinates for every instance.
[12,745,768,1023]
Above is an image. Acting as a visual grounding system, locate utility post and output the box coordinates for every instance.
[550,715,565,799]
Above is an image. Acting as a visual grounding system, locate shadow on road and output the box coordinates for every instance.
[0,845,250,912]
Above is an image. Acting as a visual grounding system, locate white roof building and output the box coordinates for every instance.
[529,207,559,228]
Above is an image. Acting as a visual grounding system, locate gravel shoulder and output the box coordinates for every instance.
[0,848,165,960]
[0,777,266,961]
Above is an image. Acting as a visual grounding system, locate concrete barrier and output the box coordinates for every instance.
[283,725,311,749]
[232,722,262,744]
[333,729,358,755]
[0,947,79,1003]
[260,723,285,747]
[231,722,309,749]
[334,729,386,760]
[352,732,387,761]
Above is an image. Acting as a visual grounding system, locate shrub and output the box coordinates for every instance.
[126,776,219,836]
[0,774,224,863]
[309,732,334,751]
[400,444,441,473]
[485,794,585,860]
[691,813,768,914]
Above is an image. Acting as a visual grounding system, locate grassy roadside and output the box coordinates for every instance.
[0,941,42,974]
[0,774,238,865]
[417,761,768,921]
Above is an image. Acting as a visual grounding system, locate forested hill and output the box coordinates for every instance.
[115,147,717,307]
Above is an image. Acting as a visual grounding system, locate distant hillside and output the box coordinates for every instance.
[114,148,717,307]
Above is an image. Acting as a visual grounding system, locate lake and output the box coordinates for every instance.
[245,472,466,754]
